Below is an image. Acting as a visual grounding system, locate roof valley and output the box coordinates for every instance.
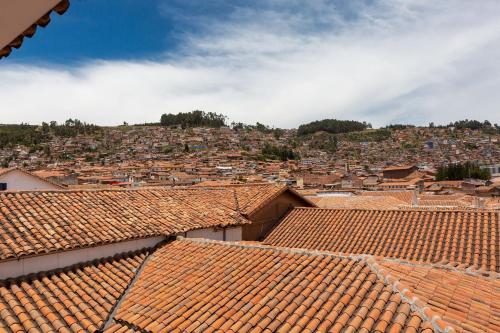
[364,257,456,333]
[99,245,159,332]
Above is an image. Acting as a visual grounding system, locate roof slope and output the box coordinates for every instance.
[378,260,499,333]
[359,190,414,204]
[195,183,312,215]
[0,250,148,332]
[310,195,406,209]
[0,186,277,262]
[0,184,296,262]
[109,239,440,333]
[264,208,499,273]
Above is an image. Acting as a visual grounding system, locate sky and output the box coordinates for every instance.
[1,0,500,128]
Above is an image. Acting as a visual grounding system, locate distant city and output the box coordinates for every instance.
[0,114,498,196]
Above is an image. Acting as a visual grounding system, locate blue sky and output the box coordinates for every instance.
[7,0,338,64]
[1,0,500,127]
[5,0,206,64]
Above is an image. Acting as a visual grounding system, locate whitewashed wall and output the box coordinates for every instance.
[0,236,165,280]
[225,227,242,241]
[0,170,61,191]
[186,228,224,240]
[185,226,242,241]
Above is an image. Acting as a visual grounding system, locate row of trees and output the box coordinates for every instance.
[384,124,416,130]
[429,119,499,132]
[297,119,371,136]
[436,162,491,181]
[160,110,227,128]
[0,119,100,149]
[0,124,44,149]
[41,119,101,137]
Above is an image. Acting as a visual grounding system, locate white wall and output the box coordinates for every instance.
[0,236,164,280]
[0,170,62,191]
[185,227,242,242]
[225,227,242,241]
[186,228,224,241]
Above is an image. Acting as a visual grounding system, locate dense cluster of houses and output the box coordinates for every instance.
[1,125,499,197]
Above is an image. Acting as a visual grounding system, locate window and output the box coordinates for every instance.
[0,183,7,191]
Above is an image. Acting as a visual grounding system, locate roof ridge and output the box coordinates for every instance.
[198,182,275,187]
[177,236,368,261]
[0,186,243,194]
[289,206,499,212]
[364,257,456,333]
[378,257,499,280]
[243,184,289,215]
[99,243,160,332]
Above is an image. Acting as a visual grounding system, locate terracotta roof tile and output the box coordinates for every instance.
[377,260,500,333]
[0,185,287,261]
[110,239,442,333]
[264,208,499,273]
[359,190,414,204]
[310,195,407,209]
[0,250,148,332]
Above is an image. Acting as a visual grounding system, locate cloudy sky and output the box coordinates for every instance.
[1,0,500,128]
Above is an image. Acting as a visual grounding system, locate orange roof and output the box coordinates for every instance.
[417,199,469,207]
[378,259,499,333]
[380,178,423,186]
[109,238,439,332]
[0,250,148,331]
[310,195,406,209]
[358,190,414,204]
[0,184,292,262]
[264,208,499,273]
[383,165,417,171]
[195,183,314,216]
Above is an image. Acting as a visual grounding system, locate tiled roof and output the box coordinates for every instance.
[264,208,499,273]
[1,186,283,262]
[417,199,469,208]
[378,259,499,333]
[310,195,406,209]
[0,250,148,332]
[109,239,440,333]
[104,323,136,332]
[419,194,467,201]
[195,183,310,216]
[383,165,417,171]
[0,0,70,59]
[358,190,414,204]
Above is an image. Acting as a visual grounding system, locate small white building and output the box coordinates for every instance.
[0,168,65,191]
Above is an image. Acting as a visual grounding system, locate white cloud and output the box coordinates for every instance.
[1,0,500,127]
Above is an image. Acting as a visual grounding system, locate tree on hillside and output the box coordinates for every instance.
[297,119,369,136]
[160,110,226,128]
[436,162,491,181]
